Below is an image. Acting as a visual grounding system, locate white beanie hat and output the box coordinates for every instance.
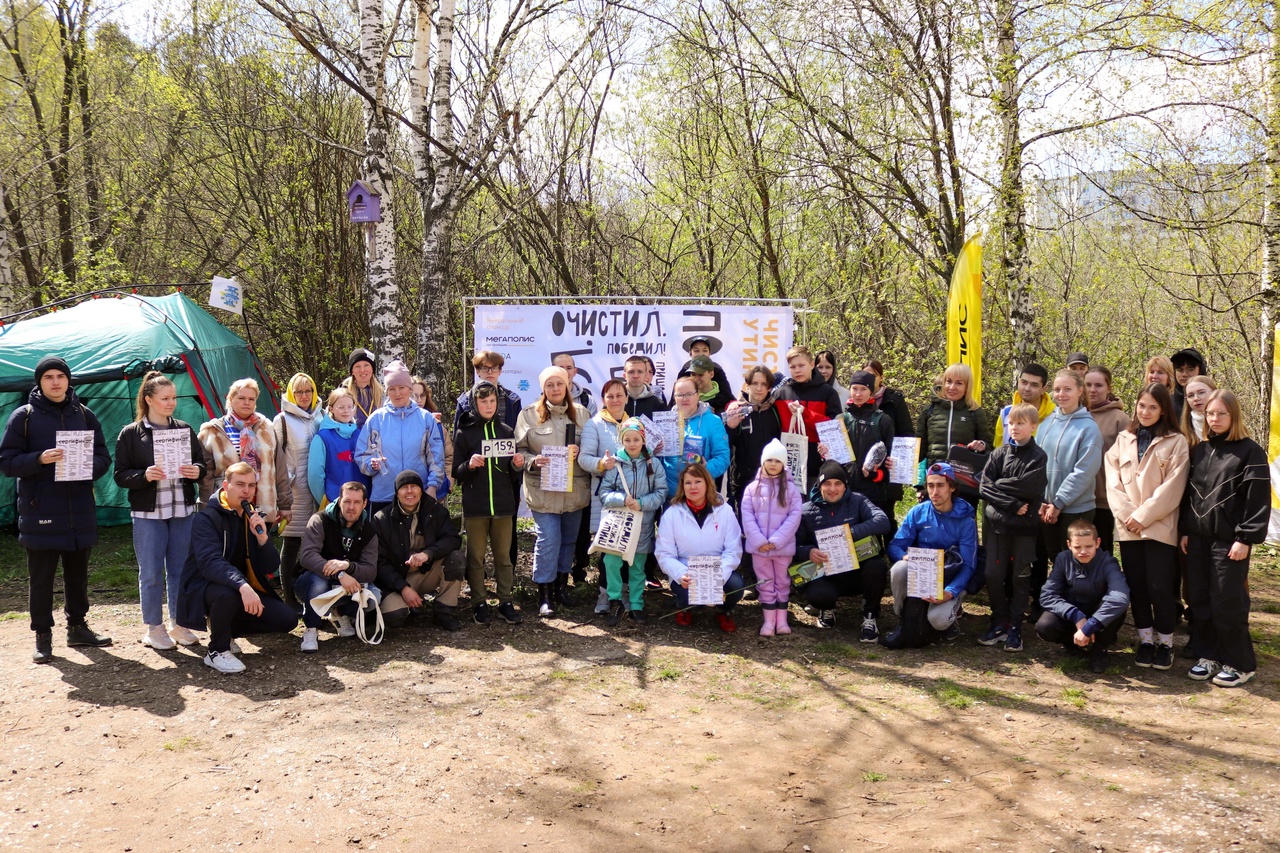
[760,438,788,465]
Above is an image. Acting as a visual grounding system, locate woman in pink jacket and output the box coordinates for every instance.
[741,439,804,636]
[1104,383,1189,672]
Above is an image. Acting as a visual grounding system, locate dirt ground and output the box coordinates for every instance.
[2,545,1279,853]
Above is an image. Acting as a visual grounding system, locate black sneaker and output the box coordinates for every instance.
[473,603,492,625]
[817,610,837,628]
[497,602,523,624]
[605,600,625,627]
[66,623,112,647]
[629,609,646,624]
[1088,646,1108,674]
[435,610,463,632]
[33,631,53,664]
[1135,642,1155,668]
[1151,644,1174,671]
[940,623,961,642]
[859,615,879,643]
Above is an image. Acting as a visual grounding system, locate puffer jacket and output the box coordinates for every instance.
[1088,399,1131,509]
[1179,433,1269,545]
[452,396,523,519]
[1104,429,1189,548]
[917,395,993,466]
[658,401,731,496]
[1038,406,1103,514]
[1040,549,1130,638]
[598,449,668,556]
[795,488,892,563]
[356,399,445,504]
[0,386,110,550]
[273,397,320,537]
[579,410,628,531]
[655,501,743,583]
[888,497,979,599]
[514,401,591,514]
[176,488,284,631]
[980,437,1048,535]
[307,414,368,507]
[774,375,843,477]
[741,468,804,558]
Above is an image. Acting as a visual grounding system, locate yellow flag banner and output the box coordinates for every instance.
[946,235,983,404]
[1268,322,1280,546]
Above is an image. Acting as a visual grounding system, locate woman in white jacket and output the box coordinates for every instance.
[1105,383,1189,672]
[655,462,745,633]
[273,372,321,608]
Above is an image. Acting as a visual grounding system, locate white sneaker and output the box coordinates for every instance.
[204,650,246,674]
[168,623,200,646]
[336,615,356,638]
[1212,666,1255,688]
[300,627,319,653]
[229,638,243,654]
[594,588,609,614]
[141,624,177,650]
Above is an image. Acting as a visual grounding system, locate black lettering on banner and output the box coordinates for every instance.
[639,311,663,338]
[551,347,595,384]
[957,305,969,358]
[681,309,723,354]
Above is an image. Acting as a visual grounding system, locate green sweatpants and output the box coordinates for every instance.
[603,553,647,612]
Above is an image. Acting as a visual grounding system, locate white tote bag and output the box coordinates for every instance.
[781,409,809,495]
[588,462,642,565]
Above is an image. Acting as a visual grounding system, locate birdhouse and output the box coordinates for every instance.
[347,180,382,223]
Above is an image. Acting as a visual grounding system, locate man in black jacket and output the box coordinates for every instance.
[296,482,380,652]
[176,462,300,674]
[373,471,465,630]
[0,356,113,663]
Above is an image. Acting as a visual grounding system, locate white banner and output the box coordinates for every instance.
[472,304,794,402]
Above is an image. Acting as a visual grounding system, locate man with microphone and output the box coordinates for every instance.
[176,461,299,673]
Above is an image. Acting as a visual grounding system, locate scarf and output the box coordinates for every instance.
[224,412,261,471]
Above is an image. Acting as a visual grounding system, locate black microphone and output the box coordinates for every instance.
[240,500,266,536]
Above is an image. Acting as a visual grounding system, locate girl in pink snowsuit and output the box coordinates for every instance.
[741,439,804,635]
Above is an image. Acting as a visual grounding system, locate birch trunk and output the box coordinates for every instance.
[1260,5,1280,433]
[416,0,457,386]
[995,0,1033,374]
[408,0,433,183]
[358,0,403,365]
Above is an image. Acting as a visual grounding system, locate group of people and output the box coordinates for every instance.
[0,342,1268,689]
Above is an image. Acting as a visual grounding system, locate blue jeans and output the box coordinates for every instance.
[669,569,746,611]
[294,570,381,630]
[132,514,194,626]
[530,510,582,583]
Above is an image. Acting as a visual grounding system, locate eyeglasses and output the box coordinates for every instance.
[1204,409,1230,418]
[674,392,697,400]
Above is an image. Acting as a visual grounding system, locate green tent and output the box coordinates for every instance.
[0,292,279,526]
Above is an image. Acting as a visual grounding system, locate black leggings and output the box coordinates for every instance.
[1118,539,1178,634]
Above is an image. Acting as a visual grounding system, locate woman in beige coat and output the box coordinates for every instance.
[1104,383,1189,671]
[515,366,590,617]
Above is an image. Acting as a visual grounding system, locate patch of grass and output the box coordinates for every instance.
[1250,631,1280,659]
[1105,783,1122,792]
[813,640,860,662]
[548,669,574,681]
[861,770,888,783]
[1054,655,1088,674]
[625,700,646,712]
[1061,687,1087,709]
[928,678,1015,710]
[2,524,138,595]
[1012,755,1028,763]
[162,736,199,752]
[704,754,721,763]
[570,780,599,795]
[655,665,681,681]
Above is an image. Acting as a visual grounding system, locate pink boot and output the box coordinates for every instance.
[775,605,791,635]
[759,607,776,637]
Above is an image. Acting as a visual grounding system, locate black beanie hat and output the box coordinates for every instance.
[848,370,876,390]
[394,470,424,492]
[818,460,847,486]
[34,355,71,385]
[348,348,376,373]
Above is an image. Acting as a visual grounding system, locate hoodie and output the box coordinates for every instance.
[888,497,979,599]
[1087,398,1130,510]
[1037,406,1103,514]
[1040,548,1130,638]
[623,384,667,419]
[308,413,368,507]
